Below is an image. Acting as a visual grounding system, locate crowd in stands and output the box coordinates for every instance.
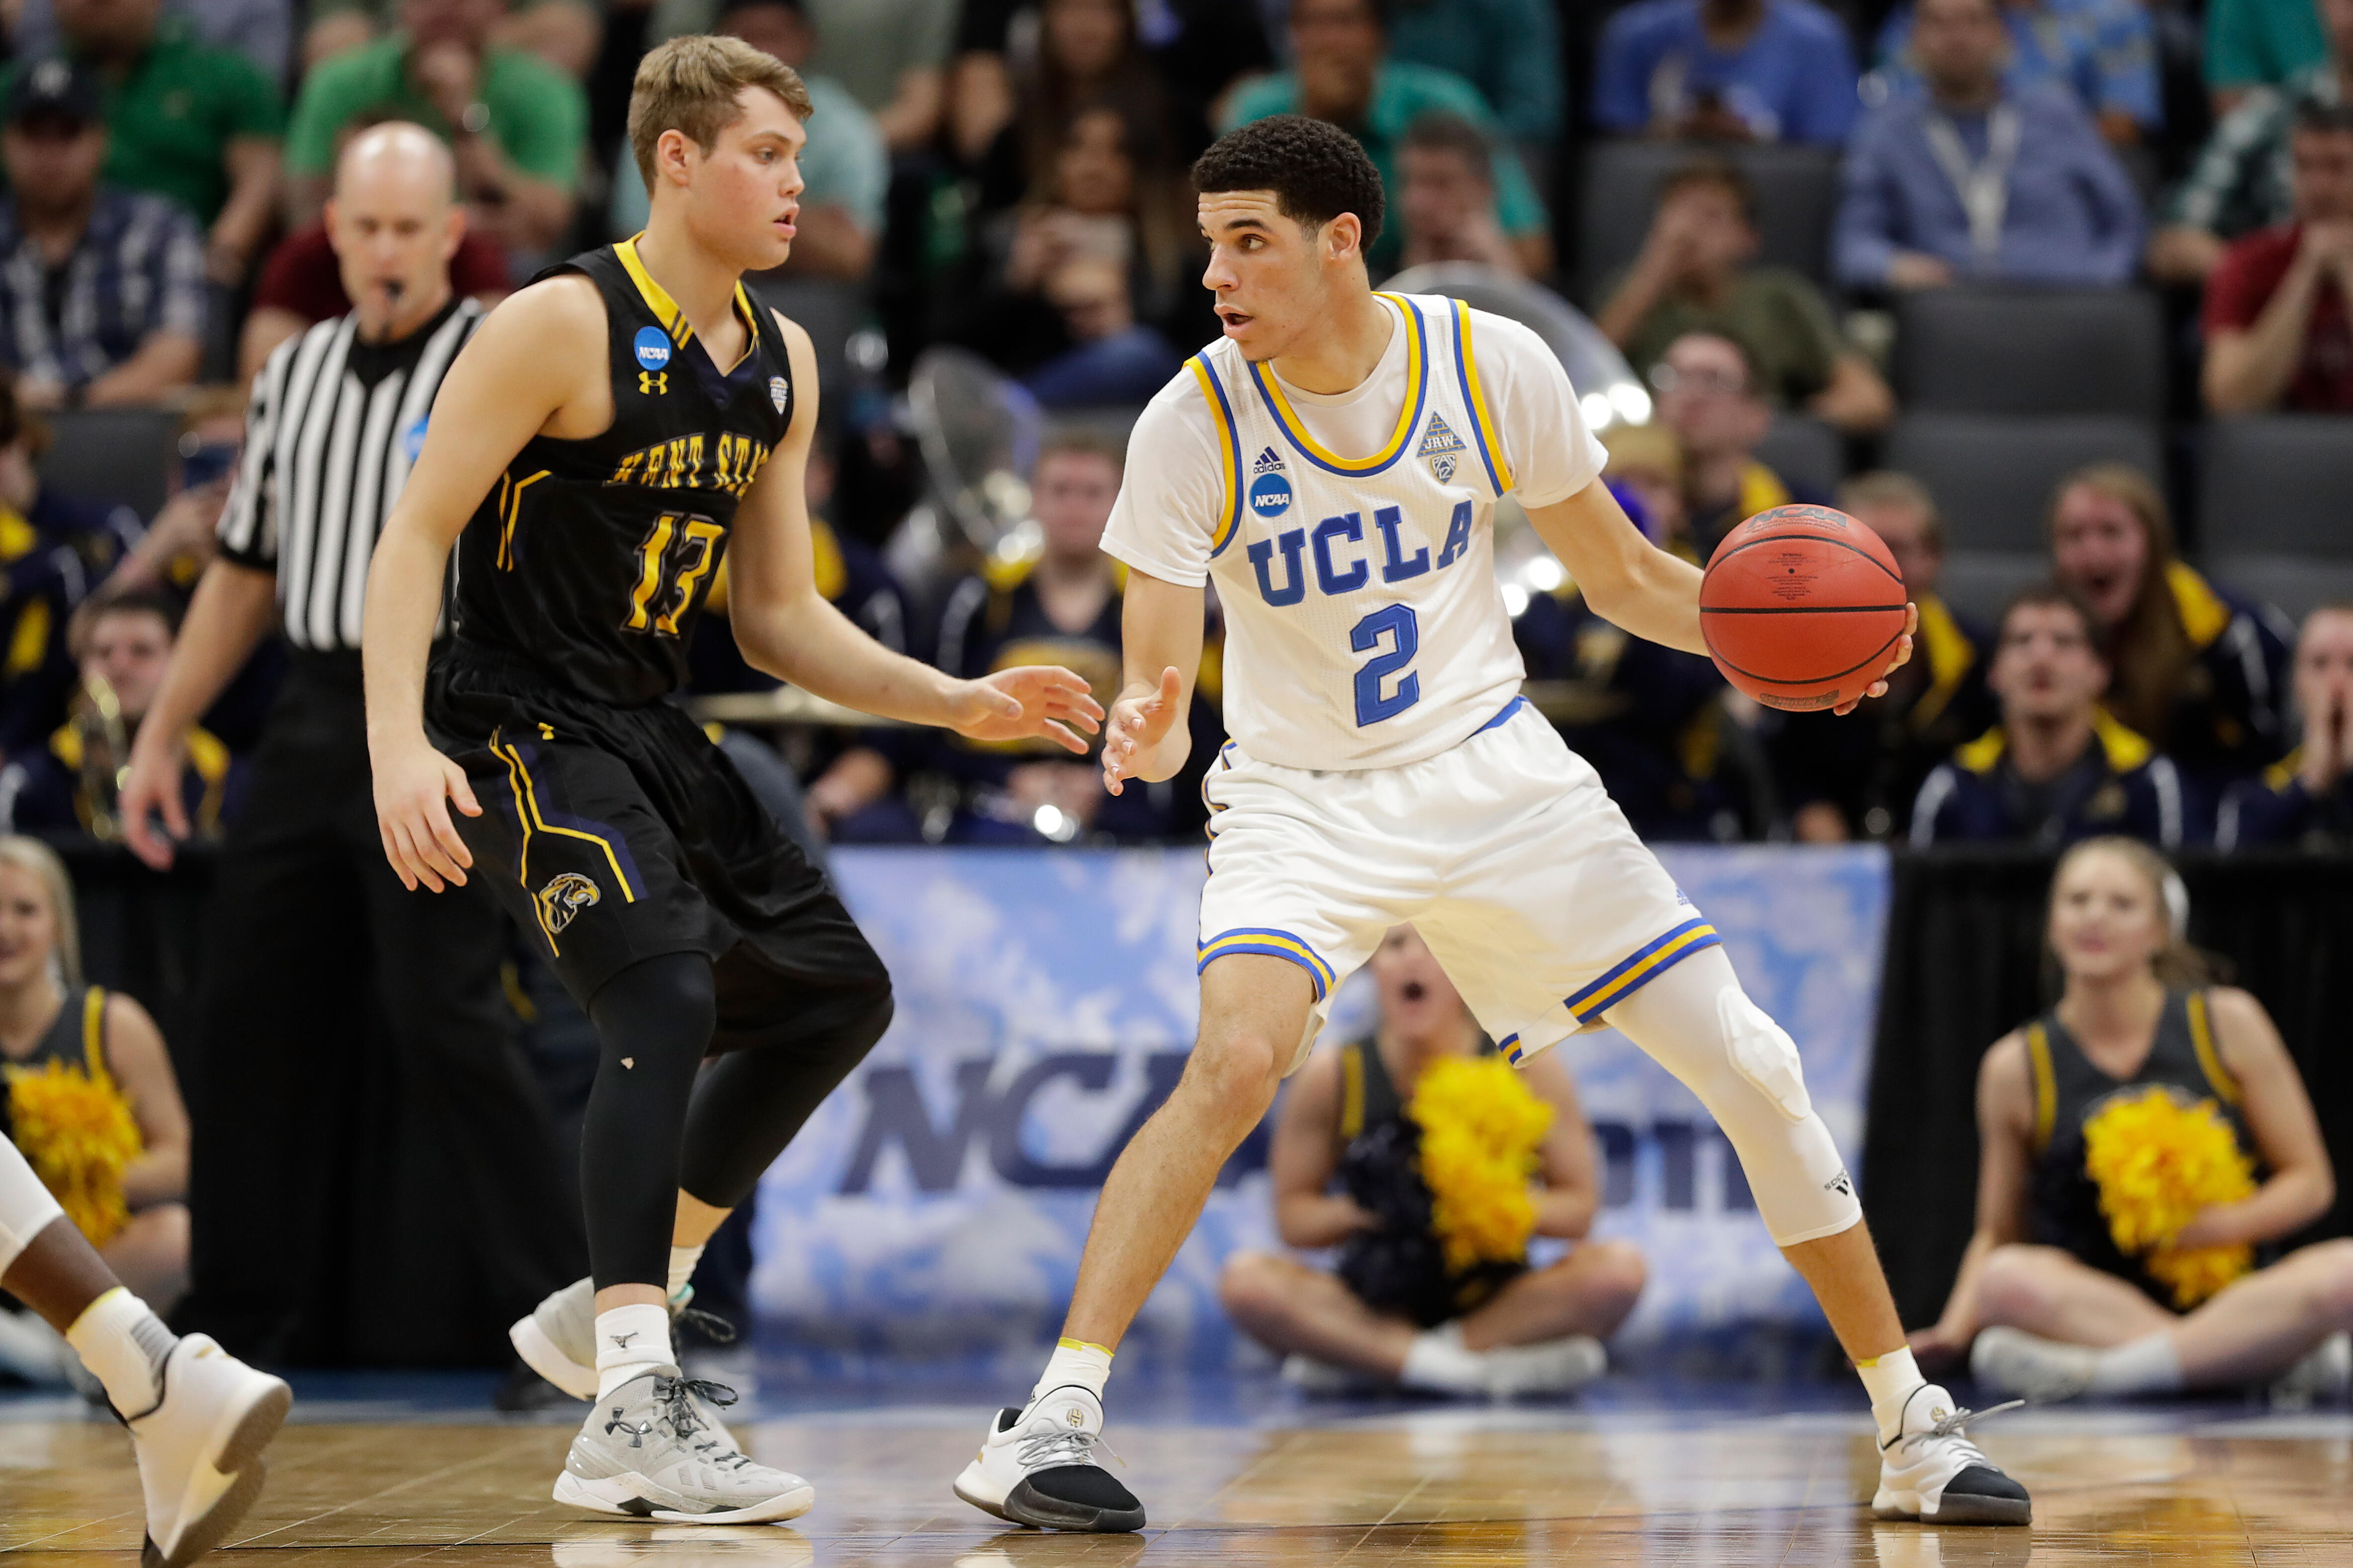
[0,0,2342,862]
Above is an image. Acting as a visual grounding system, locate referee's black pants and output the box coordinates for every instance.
[180,651,585,1365]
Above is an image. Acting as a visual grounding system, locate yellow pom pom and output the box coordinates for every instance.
[5,1059,141,1246]
[2081,1085,2256,1309]
[1407,1055,1553,1276]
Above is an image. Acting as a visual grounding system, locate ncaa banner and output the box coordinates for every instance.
[751,845,1890,1373]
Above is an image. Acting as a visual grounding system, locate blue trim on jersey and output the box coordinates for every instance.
[1449,299,1510,496]
[1197,926,1335,999]
[1188,354,1246,559]
[1245,295,1429,478]
[1472,694,1531,736]
[1565,917,1722,1024]
[1500,1032,1524,1064]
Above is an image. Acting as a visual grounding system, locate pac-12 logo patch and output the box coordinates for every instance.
[537,872,601,934]
[1418,411,1466,483]
[632,327,673,370]
[769,374,789,414]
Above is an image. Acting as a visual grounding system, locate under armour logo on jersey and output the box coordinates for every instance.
[1251,445,1284,475]
[538,872,601,933]
[639,370,667,396]
[1417,412,1466,483]
[1824,1170,1855,1199]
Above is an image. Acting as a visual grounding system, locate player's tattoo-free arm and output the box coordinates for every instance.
[1523,477,1915,715]
[1101,567,1205,795]
[362,278,603,893]
[725,312,1102,750]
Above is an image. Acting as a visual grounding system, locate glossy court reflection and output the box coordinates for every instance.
[0,1401,2347,1566]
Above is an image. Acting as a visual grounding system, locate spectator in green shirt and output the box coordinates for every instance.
[27,0,285,283]
[1598,158,1893,434]
[1387,0,1562,144]
[283,0,586,262]
[1219,0,1551,276]
[2207,0,2333,116]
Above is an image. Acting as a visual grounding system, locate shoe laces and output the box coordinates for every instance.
[654,1375,758,1474]
[676,1305,737,1347]
[1884,1397,2023,1465]
[1015,1418,1123,1474]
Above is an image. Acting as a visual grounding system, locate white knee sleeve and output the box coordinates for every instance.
[0,1135,66,1279]
[1602,947,1863,1247]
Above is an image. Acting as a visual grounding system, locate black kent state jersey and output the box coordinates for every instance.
[448,239,796,706]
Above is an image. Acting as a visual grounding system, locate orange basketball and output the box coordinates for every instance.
[1699,505,1910,712]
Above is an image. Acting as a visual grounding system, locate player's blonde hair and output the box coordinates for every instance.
[627,35,814,192]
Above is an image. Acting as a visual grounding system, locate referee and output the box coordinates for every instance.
[118,123,583,1362]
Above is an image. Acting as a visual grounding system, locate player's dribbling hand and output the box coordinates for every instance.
[1102,665,1185,797]
[372,735,482,893]
[1831,602,1918,717]
[948,665,1103,754]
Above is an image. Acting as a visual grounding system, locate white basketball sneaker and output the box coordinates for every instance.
[126,1333,292,1568]
[1969,1326,2097,1403]
[1482,1334,1608,1398]
[951,1385,1144,1532]
[1873,1384,2031,1525]
[512,1278,734,1401]
[553,1368,812,1524]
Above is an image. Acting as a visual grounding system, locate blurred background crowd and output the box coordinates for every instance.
[0,0,2346,862]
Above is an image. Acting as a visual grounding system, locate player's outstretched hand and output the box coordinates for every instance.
[950,665,1104,755]
[1102,665,1184,797]
[372,735,481,892]
[1832,602,1918,717]
[117,730,191,871]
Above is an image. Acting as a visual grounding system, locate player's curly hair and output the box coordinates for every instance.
[1191,115,1385,252]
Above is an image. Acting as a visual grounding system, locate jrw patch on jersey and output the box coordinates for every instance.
[1417,411,1467,483]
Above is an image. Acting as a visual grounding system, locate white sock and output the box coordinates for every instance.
[1855,1346,1925,1441]
[65,1287,176,1419]
[1398,1321,1489,1394]
[2088,1331,2183,1395]
[593,1304,674,1399]
[666,1243,705,1302]
[1031,1336,1113,1404]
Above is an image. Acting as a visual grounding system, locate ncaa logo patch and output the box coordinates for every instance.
[769,374,789,414]
[1248,471,1292,518]
[536,871,601,934]
[632,327,673,371]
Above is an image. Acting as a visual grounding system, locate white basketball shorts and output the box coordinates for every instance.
[1197,696,1720,1070]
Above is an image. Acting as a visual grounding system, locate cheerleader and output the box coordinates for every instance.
[1219,926,1646,1396]
[0,835,188,1311]
[1911,836,2353,1401]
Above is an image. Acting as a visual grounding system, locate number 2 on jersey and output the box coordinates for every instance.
[626,511,724,636]
[1351,604,1420,726]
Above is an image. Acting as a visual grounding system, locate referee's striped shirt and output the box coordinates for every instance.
[216,297,485,651]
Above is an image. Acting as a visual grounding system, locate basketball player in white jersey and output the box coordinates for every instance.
[950,117,2030,1532]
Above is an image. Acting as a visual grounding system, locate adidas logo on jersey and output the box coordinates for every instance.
[1248,446,1293,518]
[1417,412,1466,484]
[1251,446,1285,475]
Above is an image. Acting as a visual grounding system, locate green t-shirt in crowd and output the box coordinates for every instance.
[1615,266,1849,408]
[8,18,286,222]
[284,33,586,187]
[2203,0,2330,92]
[1220,62,1545,273]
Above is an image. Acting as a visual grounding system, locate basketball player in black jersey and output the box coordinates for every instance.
[362,37,1100,1522]
[1912,837,2353,1405]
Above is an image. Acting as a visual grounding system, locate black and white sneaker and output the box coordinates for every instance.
[1873,1384,2032,1525]
[951,1385,1144,1532]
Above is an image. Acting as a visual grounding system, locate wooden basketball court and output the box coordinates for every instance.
[4,1384,2348,1566]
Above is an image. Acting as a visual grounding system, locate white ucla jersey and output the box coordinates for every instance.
[1103,292,1600,772]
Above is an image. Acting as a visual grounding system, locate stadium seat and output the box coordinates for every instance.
[1882,413,2163,553]
[1936,549,2049,625]
[745,274,863,421]
[1892,288,2166,422]
[38,407,177,520]
[1574,141,1841,303]
[2200,415,2353,622]
[1754,413,1844,499]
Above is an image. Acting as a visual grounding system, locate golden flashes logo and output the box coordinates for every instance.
[537,872,601,934]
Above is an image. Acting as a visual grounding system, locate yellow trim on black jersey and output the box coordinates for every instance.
[1339,1040,1365,1141]
[614,239,763,372]
[1245,292,1428,476]
[2026,1023,2057,1153]
[81,985,107,1081]
[2186,990,2243,1106]
[495,470,550,570]
[492,732,639,949]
